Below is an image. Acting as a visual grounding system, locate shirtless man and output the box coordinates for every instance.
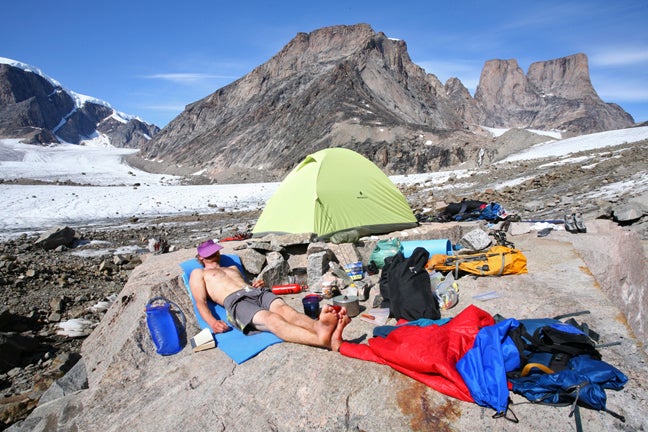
[189,240,349,351]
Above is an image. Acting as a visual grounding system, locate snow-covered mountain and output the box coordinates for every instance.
[0,57,159,148]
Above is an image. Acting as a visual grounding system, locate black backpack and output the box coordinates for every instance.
[379,247,440,321]
[506,317,601,377]
[437,199,486,222]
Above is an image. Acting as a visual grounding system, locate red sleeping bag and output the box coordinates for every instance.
[339,305,495,402]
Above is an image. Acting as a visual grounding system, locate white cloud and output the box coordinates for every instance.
[142,104,188,112]
[595,82,648,102]
[144,73,238,84]
[590,48,648,67]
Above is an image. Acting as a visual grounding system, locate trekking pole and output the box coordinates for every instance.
[595,341,622,349]
[552,310,590,320]
[572,405,583,432]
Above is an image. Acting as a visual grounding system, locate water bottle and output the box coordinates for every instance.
[145,297,186,355]
[435,273,459,310]
[429,271,459,310]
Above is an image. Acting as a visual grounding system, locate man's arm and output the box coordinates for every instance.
[224,265,264,288]
[189,268,230,333]
[250,277,265,288]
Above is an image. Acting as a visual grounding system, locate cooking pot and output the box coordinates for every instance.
[332,295,360,317]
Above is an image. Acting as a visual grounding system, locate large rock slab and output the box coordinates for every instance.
[9,221,648,431]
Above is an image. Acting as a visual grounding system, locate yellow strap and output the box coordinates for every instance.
[520,363,555,376]
[498,252,506,275]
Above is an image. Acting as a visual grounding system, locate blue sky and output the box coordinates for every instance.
[2,0,647,128]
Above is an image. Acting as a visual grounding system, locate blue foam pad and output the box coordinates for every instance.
[179,256,282,364]
[400,239,453,258]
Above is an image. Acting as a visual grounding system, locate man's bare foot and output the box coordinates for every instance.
[331,307,351,352]
[314,305,339,347]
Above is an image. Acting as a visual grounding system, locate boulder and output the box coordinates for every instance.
[285,252,308,272]
[629,192,648,212]
[257,257,290,287]
[246,240,278,253]
[0,307,11,330]
[568,220,648,344]
[0,333,44,374]
[613,204,644,223]
[523,200,544,212]
[267,232,315,248]
[34,227,75,251]
[328,243,362,266]
[306,251,332,290]
[265,251,284,266]
[38,357,87,404]
[237,248,267,274]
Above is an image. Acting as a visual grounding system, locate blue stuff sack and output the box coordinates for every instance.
[145,297,186,355]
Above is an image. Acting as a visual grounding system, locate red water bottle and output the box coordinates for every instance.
[271,284,302,295]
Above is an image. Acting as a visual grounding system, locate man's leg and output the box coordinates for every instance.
[251,306,339,349]
[269,299,318,329]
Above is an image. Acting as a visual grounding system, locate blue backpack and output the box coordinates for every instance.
[505,315,627,429]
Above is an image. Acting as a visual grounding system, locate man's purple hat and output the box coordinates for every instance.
[197,239,223,258]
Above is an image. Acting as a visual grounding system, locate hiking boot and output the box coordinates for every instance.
[574,212,587,233]
[564,213,578,233]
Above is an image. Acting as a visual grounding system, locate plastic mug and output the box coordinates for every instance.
[302,295,321,319]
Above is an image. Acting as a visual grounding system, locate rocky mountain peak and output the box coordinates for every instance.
[270,24,378,76]
[474,58,537,112]
[473,53,633,133]
[138,25,635,184]
[140,24,471,183]
[444,77,479,124]
[259,24,416,88]
[527,52,596,99]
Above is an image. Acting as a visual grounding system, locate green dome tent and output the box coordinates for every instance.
[252,148,417,239]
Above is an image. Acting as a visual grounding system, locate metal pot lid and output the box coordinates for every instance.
[332,295,358,304]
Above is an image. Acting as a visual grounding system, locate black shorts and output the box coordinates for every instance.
[223,287,281,334]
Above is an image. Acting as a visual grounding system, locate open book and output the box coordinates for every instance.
[190,328,215,352]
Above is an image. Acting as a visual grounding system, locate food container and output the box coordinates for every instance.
[344,261,364,280]
[321,280,340,299]
[332,295,360,317]
[351,280,370,301]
